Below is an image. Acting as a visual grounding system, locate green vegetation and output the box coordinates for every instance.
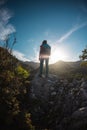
[79,46,87,67]
[15,65,30,79]
[0,46,34,130]
[79,47,87,60]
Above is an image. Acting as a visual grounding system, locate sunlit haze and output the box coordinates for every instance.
[50,45,68,64]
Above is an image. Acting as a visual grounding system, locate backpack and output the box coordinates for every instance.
[40,44,51,55]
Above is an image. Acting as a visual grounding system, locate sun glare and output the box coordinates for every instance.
[50,47,68,64]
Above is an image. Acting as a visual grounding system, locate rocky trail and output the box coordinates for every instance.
[29,73,87,130]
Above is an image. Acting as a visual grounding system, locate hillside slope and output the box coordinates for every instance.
[0,47,34,130]
[49,60,87,77]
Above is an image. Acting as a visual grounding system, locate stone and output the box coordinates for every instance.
[51,91,57,96]
[50,86,54,91]
[81,82,87,88]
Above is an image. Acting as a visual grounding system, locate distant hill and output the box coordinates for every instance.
[22,60,87,78]
[49,60,81,72]
[22,60,81,70]
[23,61,39,70]
[49,60,87,77]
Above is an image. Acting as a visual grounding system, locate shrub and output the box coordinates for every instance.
[15,65,29,79]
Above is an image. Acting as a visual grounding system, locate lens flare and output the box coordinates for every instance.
[50,46,68,64]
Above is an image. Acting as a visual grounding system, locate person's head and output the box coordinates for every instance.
[42,40,47,45]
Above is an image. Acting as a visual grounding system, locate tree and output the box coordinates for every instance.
[79,46,87,67]
[3,33,16,54]
[79,46,87,60]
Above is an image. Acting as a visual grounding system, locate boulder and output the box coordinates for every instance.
[68,107,87,130]
[30,73,58,99]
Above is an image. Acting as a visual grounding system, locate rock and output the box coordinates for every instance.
[49,101,54,105]
[81,78,86,82]
[80,82,87,88]
[48,74,58,81]
[68,107,87,130]
[30,73,58,99]
[72,79,78,85]
[72,107,87,119]
[80,88,87,100]
[51,91,57,96]
[50,86,55,91]
[68,83,74,87]
[63,79,68,86]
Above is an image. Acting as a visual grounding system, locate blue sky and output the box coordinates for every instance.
[0,0,87,63]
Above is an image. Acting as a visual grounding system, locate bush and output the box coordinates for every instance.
[15,65,30,79]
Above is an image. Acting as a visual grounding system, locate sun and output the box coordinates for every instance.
[49,47,68,64]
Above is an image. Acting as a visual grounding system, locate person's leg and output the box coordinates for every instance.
[45,58,49,77]
[39,59,44,76]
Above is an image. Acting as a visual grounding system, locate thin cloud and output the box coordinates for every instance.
[0,7,15,41]
[0,0,7,5]
[13,50,30,62]
[28,39,34,43]
[56,22,87,43]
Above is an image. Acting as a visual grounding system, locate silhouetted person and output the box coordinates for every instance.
[39,40,51,77]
